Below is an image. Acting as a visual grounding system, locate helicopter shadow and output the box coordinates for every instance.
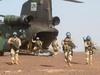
[40,65,54,67]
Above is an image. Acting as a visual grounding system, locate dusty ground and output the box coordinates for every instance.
[0,51,100,75]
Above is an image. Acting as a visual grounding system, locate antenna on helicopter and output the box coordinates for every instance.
[64,0,84,3]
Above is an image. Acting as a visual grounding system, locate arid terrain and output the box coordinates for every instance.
[0,51,100,75]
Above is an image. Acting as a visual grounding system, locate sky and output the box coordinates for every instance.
[0,0,100,52]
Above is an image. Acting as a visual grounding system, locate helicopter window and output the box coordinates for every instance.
[31,2,37,11]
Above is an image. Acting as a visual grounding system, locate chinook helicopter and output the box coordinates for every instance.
[0,0,83,56]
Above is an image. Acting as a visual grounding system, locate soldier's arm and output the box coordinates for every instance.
[91,40,95,46]
[8,38,12,44]
[71,39,74,43]
[32,39,36,43]
[84,41,89,47]
[61,39,64,45]
[18,39,21,47]
[40,41,42,45]
[57,41,61,49]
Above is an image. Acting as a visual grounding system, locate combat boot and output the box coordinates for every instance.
[53,54,55,57]
[15,62,18,65]
[86,60,88,65]
[69,61,72,66]
[65,62,68,67]
[90,61,92,65]
[11,61,14,65]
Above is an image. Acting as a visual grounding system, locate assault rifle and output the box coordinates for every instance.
[64,40,77,56]
[36,42,43,53]
[87,42,99,51]
[83,37,99,51]
[11,40,20,51]
[64,40,77,49]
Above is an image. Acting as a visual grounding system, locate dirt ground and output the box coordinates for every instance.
[0,51,100,75]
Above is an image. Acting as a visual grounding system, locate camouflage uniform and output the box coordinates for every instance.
[32,39,42,56]
[51,39,61,57]
[84,40,95,65]
[27,40,32,50]
[8,37,21,64]
[61,38,74,66]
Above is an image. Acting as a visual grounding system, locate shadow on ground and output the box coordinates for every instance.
[71,62,80,64]
[4,62,11,65]
[40,65,54,67]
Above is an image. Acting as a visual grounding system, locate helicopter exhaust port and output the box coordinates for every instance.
[4,15,34,26]
[52,16,60,26]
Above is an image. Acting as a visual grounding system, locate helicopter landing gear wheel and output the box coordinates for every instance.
[0,52,4,56]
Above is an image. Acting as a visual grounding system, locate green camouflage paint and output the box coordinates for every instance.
[0,37,7,51]
[0,22,14,51]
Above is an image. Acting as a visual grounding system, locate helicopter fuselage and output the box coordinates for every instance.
[0,0,60,55]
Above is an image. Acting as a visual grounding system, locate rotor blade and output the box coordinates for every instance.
[0,15,5,17]
[64,0,84,3]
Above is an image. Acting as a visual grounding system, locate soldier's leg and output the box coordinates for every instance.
[68,51,72,66]
[52,47,55,57]
[54,52,59,56]
[55,48,59,56]
[11,49,15,65]
[64,51,68,67]
[33,46,37,54]
[89,51,93,65]
[86,50,89,64]
[53,47,59,57]
[27,44,29,50]
[15,50,19,65]
[33,47,37,50]
[38,49,40,56]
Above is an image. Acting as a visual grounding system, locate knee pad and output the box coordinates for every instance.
[11,54,14,57]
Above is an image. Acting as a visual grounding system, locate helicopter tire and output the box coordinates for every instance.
[0,52,4,56]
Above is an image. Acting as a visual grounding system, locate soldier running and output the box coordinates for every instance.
[61,32,74,67]
[8,32,21,65]
[51,38,61,57]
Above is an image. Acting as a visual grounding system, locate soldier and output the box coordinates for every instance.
[8,32,21,65]
[84,36,95,65]
[32,37,42,56]
[61,32,74,67]
[27,34,37,50]
[51,38,61,57]
[27,40,32,50]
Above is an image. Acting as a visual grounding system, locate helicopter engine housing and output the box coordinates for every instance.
[52,16,60,26]
[4,15,34,26]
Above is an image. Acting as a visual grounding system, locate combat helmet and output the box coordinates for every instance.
[36,37,39,40]
[86,36,91,40]
[13,32,17,35]
[66,32,71,36]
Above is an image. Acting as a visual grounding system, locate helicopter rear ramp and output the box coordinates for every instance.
[19,50,54,56]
